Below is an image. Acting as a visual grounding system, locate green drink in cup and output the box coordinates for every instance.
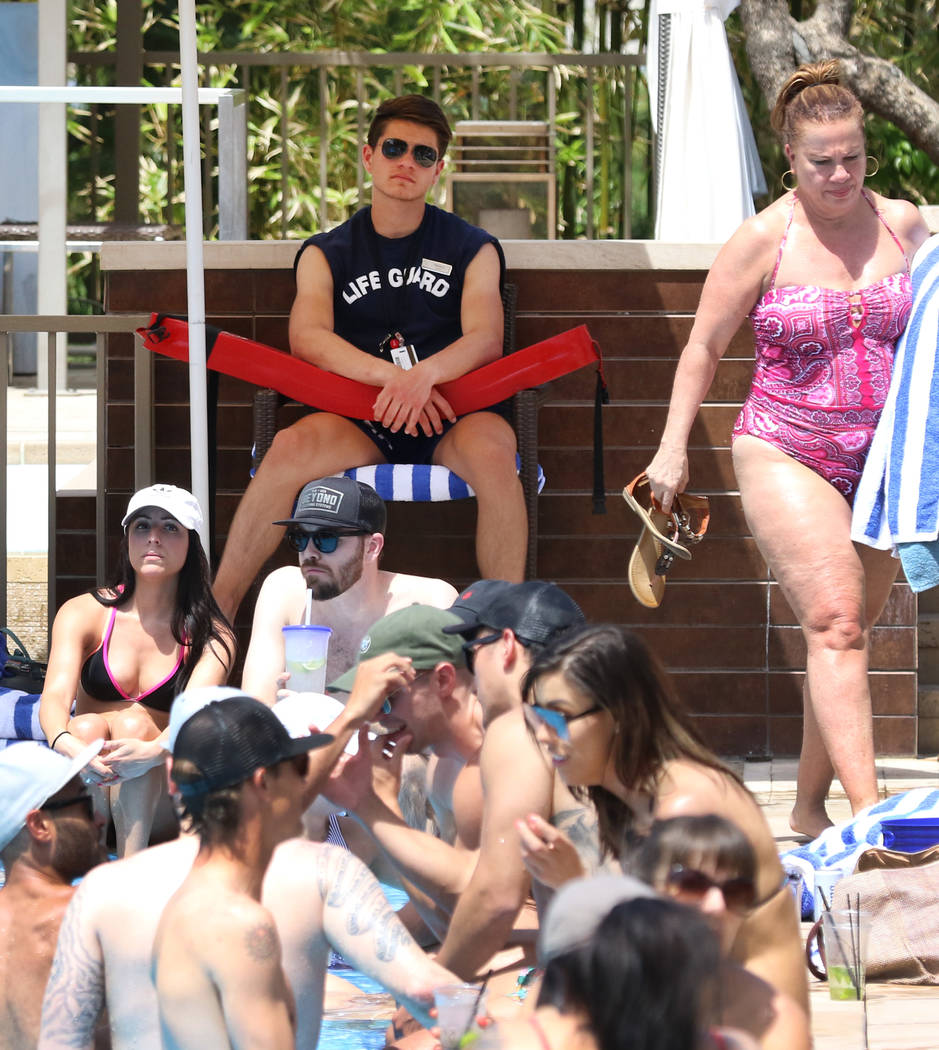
[282,625,332,693]
[822,909,869,1001]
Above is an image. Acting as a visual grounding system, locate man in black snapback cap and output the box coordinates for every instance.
[428,580,597,987]
[241,477,457,704]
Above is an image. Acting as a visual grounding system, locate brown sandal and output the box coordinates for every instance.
[623,473,710,608]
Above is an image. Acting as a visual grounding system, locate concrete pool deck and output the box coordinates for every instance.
[742,755,939,1050]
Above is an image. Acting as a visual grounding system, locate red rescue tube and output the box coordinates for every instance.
[138,314,601,418]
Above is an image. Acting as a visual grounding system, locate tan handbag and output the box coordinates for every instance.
[826,861,939,984]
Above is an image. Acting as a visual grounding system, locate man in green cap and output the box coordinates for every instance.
[325,604,485,930]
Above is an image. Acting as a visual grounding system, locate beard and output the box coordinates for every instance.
[51,818,108,882]
[303,538,366,601]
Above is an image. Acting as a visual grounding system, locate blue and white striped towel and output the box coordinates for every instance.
[0,687,45,746]
[852,235,939,553]
[344,454,545,502]
[782,787,939,919]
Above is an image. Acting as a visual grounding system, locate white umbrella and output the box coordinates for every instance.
[648,0,766,242]
[177,0,210,552]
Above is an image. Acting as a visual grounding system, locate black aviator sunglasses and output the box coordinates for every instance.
[285,528,366,555]
[380,137,439,168]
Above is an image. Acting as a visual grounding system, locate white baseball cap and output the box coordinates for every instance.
[167,684,335,753]
[274,692,359,755]
[0,739,104,851]
[167,685,247,752]
[121,484,203,532]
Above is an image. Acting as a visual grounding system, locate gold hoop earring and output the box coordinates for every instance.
[866,155,880,178]
[781,169,797,191]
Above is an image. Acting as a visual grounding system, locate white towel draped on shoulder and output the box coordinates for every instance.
[852,235,939,549]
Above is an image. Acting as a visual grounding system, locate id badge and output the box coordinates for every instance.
[380,331,418,371]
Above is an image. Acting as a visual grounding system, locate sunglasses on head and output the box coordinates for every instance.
[522,703,602,741]
[285,528,364,554]
[665,864,757,914]
[380,137,439,168]
[41,792,96,821]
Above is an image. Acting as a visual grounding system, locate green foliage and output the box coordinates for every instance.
[66,0,651,246]
[726,2,939,209]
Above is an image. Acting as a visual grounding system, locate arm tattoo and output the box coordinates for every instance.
[39,885,105,1048]
[552,805,603,873]
[244,921,278,962]
[324,847,416,963]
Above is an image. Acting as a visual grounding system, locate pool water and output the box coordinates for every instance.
[318,969,390,1050]
[317,882,410,1049]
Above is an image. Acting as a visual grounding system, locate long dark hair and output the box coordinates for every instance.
[96,526,234,688]
[537,897,721,1050]
[523,623,737,859]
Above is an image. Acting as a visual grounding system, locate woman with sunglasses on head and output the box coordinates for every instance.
[39,485,235,857]
[514,624,809,1011]
[644,61,928,839]
[629,817,810,1050]
[471,882,759,1050]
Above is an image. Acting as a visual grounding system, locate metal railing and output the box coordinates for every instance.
[68,49,646,239]
[1,314,149,637]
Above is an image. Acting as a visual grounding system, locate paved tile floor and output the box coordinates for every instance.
[746,756,939,1049]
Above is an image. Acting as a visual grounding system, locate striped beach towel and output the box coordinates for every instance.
[0,687,45,747]
[852,235,939,559]
[782,787,939,919]
[343,455,545,503]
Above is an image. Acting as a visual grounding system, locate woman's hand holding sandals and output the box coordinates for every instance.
[645,443,689,513]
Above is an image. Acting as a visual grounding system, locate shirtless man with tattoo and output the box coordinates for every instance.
[39,684,456,1050]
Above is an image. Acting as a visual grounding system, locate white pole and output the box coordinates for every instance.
[37,0,67,392]
[177,0,210,553]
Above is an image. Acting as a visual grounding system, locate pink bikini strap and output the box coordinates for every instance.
[528,1015,552,1050]
[99,606,130,699]
[862,189,910,272]
[768,194,797,291]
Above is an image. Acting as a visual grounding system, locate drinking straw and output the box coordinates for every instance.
[304,590,312,626]
[458,970,492,1048]
[856,894,869,1048]
[820,888,859,997]
[847,895,861,1001]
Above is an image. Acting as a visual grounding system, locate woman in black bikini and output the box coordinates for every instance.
[39,485,234,856]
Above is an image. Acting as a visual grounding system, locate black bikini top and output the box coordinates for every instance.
[79,606,185,714]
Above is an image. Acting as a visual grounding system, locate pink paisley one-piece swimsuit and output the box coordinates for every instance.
[732,192,912,503]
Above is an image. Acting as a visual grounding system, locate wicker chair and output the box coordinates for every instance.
[251,282,544,578]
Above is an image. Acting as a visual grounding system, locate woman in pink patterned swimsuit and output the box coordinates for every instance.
[645,61,929,838]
